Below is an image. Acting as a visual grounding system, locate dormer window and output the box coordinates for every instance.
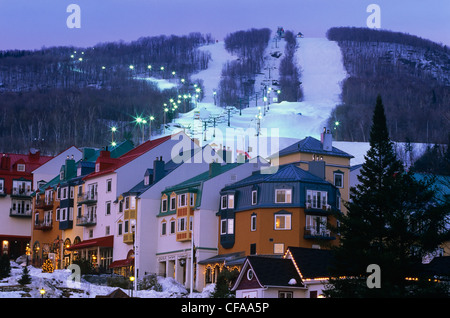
[95,163,100,172]
[275,189,292,204]
[251,190,257,205]
[144,175,150,186]
[17,164,25,172]
[60,171,64,180]
[221,194,235,209]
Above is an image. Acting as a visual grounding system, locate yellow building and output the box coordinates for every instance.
[271,129,353,213]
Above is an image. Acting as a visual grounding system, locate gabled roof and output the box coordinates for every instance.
[274,136,354,159]
[285,246,334,280]
[83,135,171,180]
[232,256,304,291]
[221,163,330,191]
[163,162,241,193]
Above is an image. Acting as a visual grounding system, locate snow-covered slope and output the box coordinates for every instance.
[154,35,350,160]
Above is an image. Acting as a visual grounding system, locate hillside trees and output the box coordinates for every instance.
[278,30,303,102]
[326,27,450,144]
[218,28,271,106]
[0,33,213,154]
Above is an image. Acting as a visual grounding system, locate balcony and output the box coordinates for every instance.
[34,220,53,231]
[305,202,333,215]
[10,208,32,218]
[76,214,97,226]
[77,192,98,205]
[11,187,32,198]
[123,232,134,244]
[176,231,192,242]
[59,220,73,230]
[304,226,335,240]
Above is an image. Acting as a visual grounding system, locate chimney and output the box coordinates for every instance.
[209,160,221,178]
[153,156,165,183]
[1,154,11,170]
[218,146,232,163]
[65,155,76,179]
[321,127,333,151]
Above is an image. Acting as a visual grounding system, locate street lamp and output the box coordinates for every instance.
[40,288,46,298]
[149,116,154,140]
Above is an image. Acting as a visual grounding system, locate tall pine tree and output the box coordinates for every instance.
[325,95,450,297]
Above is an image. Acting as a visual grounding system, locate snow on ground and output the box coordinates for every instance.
[0,260,214,298]
[154,36,349,160]
[133,76,179,90]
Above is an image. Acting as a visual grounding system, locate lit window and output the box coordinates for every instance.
[275,214,291,230]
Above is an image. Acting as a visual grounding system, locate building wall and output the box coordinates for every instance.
[278,152,351,213]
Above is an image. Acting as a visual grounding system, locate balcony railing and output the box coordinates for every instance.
[305,202,332,214]
[10,208,32,217]
[123,233,134,244]
[76,214,97,226]
[77,191,98,204]
[11,187,32,197]
[34,220,53,231]
[304,226,333,239]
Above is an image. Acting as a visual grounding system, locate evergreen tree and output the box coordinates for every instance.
[325,95,450,297]
[0,254,11,279]
[18,266,32,285]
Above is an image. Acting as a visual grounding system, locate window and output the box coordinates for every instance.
[227,218,234,234]
[170,196,176,210]
[105,226,110,235]
[306,190,328,209]
[221,194,234,209]
[251,214,257,231]
[228,194,234,209]
[334,172,344,188]
[119,200,123,213]
[247,269,254,281]
[95,163,100,172]
[178,217,187,232]
[275,213,291,230]
[35,213,39,225]
[124,220,129,233]
[106,201,111,215]
[274,243,285,254]
[190,193,195,206]
[170,220,176,234]
[118,222,123,236]
[221,195,227,209]
[70,187,74,199]
[251,190,257,205]
[306,215,328,236]
[56,208,60,221]
[161,221,167,236]
[106,179,112,192]
[77,206,82,218]
[279,291,293,298]
[178,193,187,207]
[161,198,168,212]
[17,164,25,172]
[221,219,234,235]
[0,179,4,193]
[250,243,256,255]
[275,189,292,203]
[62,187,67,200]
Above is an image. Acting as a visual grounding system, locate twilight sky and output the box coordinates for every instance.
[1,0,449,50]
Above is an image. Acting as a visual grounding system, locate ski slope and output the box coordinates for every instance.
[153,35,350,160]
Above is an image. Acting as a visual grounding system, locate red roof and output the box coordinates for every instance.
[0,151,53,194]
[109,258,134,268]
[83,135,172,180]
[66,235,114,250]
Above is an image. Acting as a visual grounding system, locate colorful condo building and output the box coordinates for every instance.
[156,157,268,291]
[272,129,354,213]
[217,163,342,257]
[0,150,53,258]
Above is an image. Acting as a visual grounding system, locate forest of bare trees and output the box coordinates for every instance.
[0,33,213,154]
[326,27,450,144]
[218,28,271,106]
[278,30,303,102]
